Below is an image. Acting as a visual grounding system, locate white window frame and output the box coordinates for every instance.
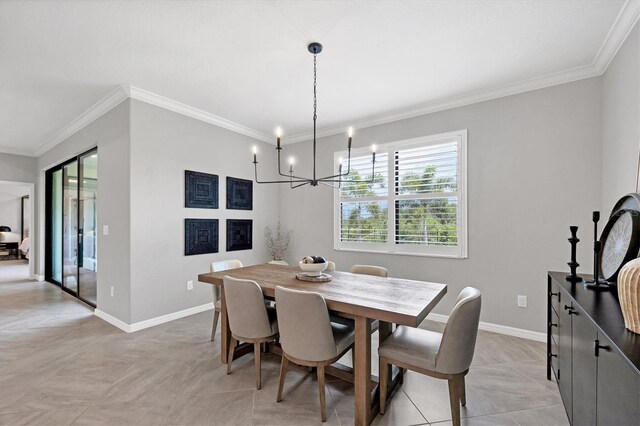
[333,129,468,259]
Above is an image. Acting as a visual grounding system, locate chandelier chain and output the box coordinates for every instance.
[313,54,317,121]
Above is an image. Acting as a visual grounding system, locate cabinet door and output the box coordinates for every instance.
[571,305,598,425]
[596,333,640,425]
[557,299,573,423]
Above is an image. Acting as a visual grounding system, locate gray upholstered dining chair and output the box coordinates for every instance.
[350,264,388,277]
[223,276,279,390]
[378,287,481,426]
[210,259,243,341]
[275,286,355,422]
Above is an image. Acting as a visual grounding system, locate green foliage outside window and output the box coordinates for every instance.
[340,165,458,246]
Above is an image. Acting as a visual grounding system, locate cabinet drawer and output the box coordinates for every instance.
[549,335,559,378]
[550,307,559,344]
[550,282,562,314]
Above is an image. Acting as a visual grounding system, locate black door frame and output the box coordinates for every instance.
[45,147,98,307]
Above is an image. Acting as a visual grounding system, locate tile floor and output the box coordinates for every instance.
[0,263,568,425]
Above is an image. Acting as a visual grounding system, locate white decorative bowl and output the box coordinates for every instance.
[298,261,328,277]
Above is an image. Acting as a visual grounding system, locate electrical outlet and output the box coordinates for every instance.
[517,295,527,308]
[110,286,114,297]
[103,225,110,236]
[187,280,194,291]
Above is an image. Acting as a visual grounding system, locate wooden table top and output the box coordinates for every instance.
[198,263,447,327]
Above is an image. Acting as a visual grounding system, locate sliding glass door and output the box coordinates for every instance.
[46,148,98,307]
[62,161,78,294]
[78,152,98,305]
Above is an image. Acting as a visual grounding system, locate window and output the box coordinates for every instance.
[334,130,467,258]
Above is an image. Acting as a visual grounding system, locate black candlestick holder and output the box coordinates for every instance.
[566,226,582,282]
[584,211,611,290]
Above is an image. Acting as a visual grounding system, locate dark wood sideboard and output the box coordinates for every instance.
[547,272,640,425]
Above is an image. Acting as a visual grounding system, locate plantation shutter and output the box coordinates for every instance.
[394,142,458,246]
[339,152,388,243]
[334,130,467,258]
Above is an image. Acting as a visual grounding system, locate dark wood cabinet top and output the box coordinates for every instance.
[549,271,640,374]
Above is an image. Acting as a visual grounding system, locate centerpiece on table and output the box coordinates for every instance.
[296,255,332,282]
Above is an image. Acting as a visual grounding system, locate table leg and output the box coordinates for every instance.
[378,321,393,405]
[354,316,372,426]
[220,289,231,364]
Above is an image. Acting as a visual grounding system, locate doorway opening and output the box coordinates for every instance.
[0,181,33,283]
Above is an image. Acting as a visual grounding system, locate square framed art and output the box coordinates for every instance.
[226,177,253,210]
[185,218,219,256]
[227,219,252,251]
[185,170,218,209]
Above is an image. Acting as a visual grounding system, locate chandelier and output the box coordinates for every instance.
[253,42,376,189]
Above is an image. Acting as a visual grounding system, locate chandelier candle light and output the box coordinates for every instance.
[253,42,376,189]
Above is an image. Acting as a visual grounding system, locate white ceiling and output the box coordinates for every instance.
[0,0,636,156]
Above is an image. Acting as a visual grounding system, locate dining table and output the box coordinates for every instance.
[198,263,447,426]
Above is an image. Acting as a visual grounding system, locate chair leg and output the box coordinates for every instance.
[448,378,461,426]
[226,337,236,374]
[351,349,356,368]
[211,310,220,341]
[379,357,388,415]
[317,363,327,422]
[277,355,289,402]
[459,374,466,406]
[254,342,262,390]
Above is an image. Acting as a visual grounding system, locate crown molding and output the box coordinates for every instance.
[283,63,602,144]
[127,86,273,143]
[14,84,272,157]
[593,0,640,73]
[284,1,639,145]
[0,146,37,157]
[33,86,129,157]
[8,1,637,155]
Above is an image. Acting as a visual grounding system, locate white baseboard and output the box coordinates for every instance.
[94,309,132,332]
[95,302,214,333]
[34,274,44,281]
[427,313,546,343]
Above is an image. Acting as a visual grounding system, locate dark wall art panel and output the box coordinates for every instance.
[185,170,219,209]
[185,218,219,256]
[226,177,253,210]
[227,219,252,251]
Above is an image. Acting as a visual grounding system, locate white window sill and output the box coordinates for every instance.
[333,247,468,259]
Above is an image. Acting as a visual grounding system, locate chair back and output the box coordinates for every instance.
[211,260,243,301]
[436,287,482,374]
[223,276,273,339]
[211,259,243,272]
[350,264,388,277]
[275,286,337,362]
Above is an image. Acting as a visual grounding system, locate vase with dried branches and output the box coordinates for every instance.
[264,222,292,262]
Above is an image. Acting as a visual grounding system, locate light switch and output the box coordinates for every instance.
[103,225,109,236]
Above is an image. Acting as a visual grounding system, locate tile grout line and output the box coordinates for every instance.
[401,386,431,425]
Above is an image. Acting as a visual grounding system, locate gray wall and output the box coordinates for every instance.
[280,77,603,333]
[37,100,131,323]
[0,153,37,184]
[129,100,280,323]
[0,193,26,233]
[602,22,639,214]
